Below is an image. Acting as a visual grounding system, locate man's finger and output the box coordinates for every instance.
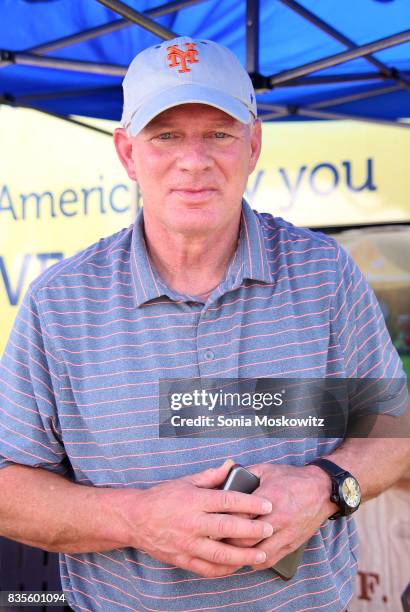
[192,538,268,567]
[224,536,264,547]
[246,463,274,479]
[250,535,305,571]
[234,511,257,520]
[199,514,273,540]
[184,460,235,489]
[199,488,272,516]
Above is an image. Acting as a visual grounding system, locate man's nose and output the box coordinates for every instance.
[175,138,213,172]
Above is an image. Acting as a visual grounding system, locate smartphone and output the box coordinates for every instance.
[221,463,260,493]
[221,463,306,580]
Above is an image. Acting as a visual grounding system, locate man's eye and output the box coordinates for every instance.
[215,132,228,139]
[158,132,173,140]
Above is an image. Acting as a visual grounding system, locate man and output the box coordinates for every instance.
[0,36,408,611]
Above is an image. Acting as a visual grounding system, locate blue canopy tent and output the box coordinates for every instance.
[1,0,410,135]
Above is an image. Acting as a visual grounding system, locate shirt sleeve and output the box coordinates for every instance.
[0,286,67,473]
[330,243,409,426]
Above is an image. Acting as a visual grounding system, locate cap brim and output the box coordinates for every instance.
[127,84,252,136]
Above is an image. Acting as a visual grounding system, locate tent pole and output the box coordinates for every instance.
[259,102,393,123]
[18,86,121,104]
[28,19,129,56]
[269,30,410,86]
[246,0,259,74]
[4,52,126,76]
[32,0,204,53]
[279,0,389,75]
[0,0,206,69]
[258,104,288,111]
[279,0,410,90]
[308,84,402,110]
[260,104,410,128]
[261,111,290,119]
[143,0,209,18]
[279,73,410,86]
[258,103,291,119]
[95,0,177,39]
[11,74,409,106]
[297,107,410,127]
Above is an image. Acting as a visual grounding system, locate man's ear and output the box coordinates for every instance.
[248,119,262,174]
[113,128,137,181]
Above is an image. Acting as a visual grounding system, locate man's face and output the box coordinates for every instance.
[115,103,261,237]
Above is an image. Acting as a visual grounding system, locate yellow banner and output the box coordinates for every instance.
[249,120,410,226]
[0,107,136,353]
[1,107,409,354]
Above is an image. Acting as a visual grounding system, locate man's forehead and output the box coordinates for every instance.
[144,104,241,129]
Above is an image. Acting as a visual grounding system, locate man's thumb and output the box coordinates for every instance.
[186,460,235,488]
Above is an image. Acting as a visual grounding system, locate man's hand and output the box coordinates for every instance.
[126,461,274,577]
[224,463,334,570]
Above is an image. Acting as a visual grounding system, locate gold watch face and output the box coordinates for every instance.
[341,476,361,508]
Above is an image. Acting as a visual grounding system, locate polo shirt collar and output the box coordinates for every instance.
[130,209,166,308]
[130,199,271,308]
[236,198,271,285]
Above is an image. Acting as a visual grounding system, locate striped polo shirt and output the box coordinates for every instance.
[0,200,406,611]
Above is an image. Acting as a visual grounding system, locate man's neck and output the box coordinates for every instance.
[142,212,241,298]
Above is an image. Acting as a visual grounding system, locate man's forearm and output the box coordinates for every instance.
[326,437,410,502]
[0,465,139,553]
[0,462,279,577]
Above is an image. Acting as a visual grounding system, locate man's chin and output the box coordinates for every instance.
[167,204,226,233]
[169,201,217,222]
[168,216,219,236]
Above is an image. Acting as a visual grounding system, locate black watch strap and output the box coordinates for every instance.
[309,458,348,478]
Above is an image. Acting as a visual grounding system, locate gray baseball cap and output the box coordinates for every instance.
[121,36,257,136]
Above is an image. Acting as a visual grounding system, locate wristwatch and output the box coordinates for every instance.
[308,458,361,519]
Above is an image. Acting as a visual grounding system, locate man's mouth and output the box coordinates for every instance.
[171,188,217,201]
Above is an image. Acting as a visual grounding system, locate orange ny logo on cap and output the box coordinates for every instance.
[166,42,199,73]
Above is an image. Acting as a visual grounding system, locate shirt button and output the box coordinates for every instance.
[204,349,214,361]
